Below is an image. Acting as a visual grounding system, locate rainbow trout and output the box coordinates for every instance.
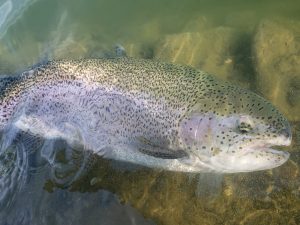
[0,58,292,173]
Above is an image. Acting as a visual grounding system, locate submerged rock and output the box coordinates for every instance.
[253,19,300,121]
[154,27,254,88]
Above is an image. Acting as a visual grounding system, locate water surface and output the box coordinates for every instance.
[0,0,299,224]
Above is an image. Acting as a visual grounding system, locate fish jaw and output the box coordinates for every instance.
[206,135,291,173]
[175,143,290,173]
[208,148,289,173]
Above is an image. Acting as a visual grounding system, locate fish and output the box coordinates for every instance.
[0,57,292,173]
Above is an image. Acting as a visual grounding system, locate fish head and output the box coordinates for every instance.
[178,82,292,173]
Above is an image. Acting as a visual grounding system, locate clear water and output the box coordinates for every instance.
[0,0,299,224]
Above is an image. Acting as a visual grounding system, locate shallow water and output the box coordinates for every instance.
[0,0,299,225]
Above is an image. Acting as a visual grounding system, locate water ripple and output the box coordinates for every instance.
[0,128,28,213]
[0,0,39,38]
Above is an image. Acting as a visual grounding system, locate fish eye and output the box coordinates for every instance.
[237,122,253,134]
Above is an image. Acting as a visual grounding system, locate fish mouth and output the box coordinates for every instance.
[254,145,290,158]
[248,121,293,153]
[233,131,291,163]
[244,136,292,166]
[245,130,292,152]
[217,140,291,173]
[185,139,291,173]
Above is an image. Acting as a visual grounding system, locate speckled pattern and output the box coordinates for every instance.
[0,57,292,172]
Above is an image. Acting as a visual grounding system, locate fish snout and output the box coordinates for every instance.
[277,125,292,146]
[281,127,292,139]
[281,118,292,142]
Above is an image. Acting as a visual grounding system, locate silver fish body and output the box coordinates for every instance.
[0,58,292,173]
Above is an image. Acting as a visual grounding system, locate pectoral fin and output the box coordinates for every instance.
[135,136,188,159]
